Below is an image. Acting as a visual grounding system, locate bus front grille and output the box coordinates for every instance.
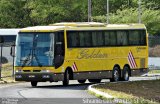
[33,70,41,72]
[23,70,31,72]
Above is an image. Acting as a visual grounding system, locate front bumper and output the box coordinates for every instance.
[15,72,64,82]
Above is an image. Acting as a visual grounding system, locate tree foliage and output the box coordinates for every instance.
[0,0,159,35]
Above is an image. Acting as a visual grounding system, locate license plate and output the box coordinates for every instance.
[28,75,35,78]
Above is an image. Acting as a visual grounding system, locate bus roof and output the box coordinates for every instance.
[0,29,20,35]
[20,22,146,32]
[51,22,106,27]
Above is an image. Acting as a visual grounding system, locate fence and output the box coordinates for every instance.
[149,35,160,57]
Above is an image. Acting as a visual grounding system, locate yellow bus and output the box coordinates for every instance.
[14,22,148,86]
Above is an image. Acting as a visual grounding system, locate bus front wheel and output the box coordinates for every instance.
[110,67,120,82]
[31,81,38,87]
[78,80,86,84]
[63,70,70,86]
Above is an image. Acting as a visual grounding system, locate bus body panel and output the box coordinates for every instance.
[15,23,148,83]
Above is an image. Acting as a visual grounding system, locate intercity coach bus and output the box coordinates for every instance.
[14,22,148,86]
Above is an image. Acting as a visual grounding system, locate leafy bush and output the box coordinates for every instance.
[93,7,160,35]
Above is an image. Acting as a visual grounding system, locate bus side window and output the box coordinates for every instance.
[117,31,128,46]
[97,31,104,46]
[109,31,117,46]
[84,31,92,47]
[129,30,140,45]
[92,32,97,47]
[104,32,110,46]
[79,32,85,47]
[67,31,79,48]
[140,30,146,45]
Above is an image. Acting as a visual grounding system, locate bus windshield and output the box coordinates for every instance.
[15,32,54,67]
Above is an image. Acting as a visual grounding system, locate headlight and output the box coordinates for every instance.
[16,69,22,73]
[41,70,50,73]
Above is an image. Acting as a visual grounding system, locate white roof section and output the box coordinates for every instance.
[52,22,105,27]
[19,22,146,32]
[0,29,20,35]
[20,26,65,32]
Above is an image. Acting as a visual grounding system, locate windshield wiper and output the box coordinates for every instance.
[21,49,42,67]
[21,52,31,67]
[21,35,42,67]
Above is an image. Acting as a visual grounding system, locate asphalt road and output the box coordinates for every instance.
[0,76,159,104]
[0,80,97,104]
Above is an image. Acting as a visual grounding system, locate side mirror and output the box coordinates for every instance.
[10,45,15,57]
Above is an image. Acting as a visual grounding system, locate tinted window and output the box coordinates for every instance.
[68,31,92,47]
[140,30,146,45]
[67,30,146,48]
[83,32,92,47]
[129,30,146,45]
[92,31,103,46]
[67,32,79,47]
[104,31,110,46]
[117,31,128,46]
[109,31,117,46]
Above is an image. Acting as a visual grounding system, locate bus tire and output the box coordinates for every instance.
[111,67,120,82]
[63,70,70,86]
[122,66,130,81]
[31,81,38,87]
[78,80,86,84]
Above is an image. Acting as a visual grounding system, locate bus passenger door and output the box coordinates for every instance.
[54,32,65,69]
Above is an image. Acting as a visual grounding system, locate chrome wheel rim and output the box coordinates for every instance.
[114,70,119,81]
[124,71,129,81]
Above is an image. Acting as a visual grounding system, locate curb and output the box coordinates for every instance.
[141,73,160,77]
[88,83,113,98]
[88,83,132,104]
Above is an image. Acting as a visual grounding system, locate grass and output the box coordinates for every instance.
[93,80,160,103]
[148,70,160,74]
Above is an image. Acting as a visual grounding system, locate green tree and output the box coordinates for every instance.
[27,0,88,25]
[93,7,160,35]
[0,0,32,28]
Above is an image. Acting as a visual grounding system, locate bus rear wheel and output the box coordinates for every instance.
[122,66,130,81]
[110,67,120,82]
[31,81,38,87]
[78,80,86,84]
[63,70,70,86]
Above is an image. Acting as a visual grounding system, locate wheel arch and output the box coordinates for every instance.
[114,64,121,69]
[113,64,121,75]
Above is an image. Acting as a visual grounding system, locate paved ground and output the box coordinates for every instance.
[0,80,96,104]
[0,76,159,104]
